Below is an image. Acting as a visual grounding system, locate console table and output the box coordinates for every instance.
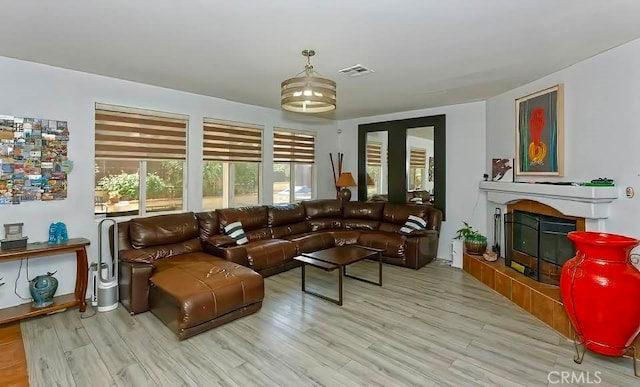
[0,238,90,324]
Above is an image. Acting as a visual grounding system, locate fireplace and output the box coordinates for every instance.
[505,209,577,285]
[479,182,615,284]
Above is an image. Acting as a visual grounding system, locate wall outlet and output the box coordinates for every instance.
[625,186,634,198]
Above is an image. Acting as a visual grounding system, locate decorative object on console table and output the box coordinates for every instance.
[1,222,27,250]
[29,271,58,308]
[560,231,640,376]
[515,84,564,176]
[455,222,488,256]
[336,172,357,201]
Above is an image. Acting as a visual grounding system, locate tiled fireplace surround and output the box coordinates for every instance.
[467,182,639,358]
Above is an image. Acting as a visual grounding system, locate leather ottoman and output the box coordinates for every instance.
[149,253,264,340]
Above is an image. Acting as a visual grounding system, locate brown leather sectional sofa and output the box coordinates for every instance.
[116,199,442,339]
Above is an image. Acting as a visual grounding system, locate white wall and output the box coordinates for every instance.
[486,38,640,239]
[338,101,487,261]
[0,56,338,308]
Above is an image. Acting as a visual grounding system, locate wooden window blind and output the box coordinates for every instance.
[274,129,315,163]
[203,119,263,162]
[409,148,427,168]
[367,142,382,166]
[95,104,188,160]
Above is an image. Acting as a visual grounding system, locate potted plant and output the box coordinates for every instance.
[455,222,488,255]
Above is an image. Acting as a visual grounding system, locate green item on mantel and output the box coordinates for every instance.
[584,182,615,187]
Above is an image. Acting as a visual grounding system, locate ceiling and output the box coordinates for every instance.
[1,1,640,120]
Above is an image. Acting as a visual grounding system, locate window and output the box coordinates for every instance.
[94,104,187,217]
[409,147,426,191]
[366,141,382,197]
[273,129,315,204]
[202,119,262,209]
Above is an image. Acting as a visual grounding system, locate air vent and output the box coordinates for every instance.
[339,64,375,77]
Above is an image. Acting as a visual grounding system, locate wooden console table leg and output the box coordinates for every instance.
[75,247,89,312]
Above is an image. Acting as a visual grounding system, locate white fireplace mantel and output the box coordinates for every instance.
[479,181,619,221]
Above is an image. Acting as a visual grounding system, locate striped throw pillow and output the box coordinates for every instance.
[224,221,249,245]
[399,215,427,234]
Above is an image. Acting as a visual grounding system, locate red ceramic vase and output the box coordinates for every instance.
[560,231,640,356]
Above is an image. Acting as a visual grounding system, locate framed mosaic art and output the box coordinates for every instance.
[0,115,70,204]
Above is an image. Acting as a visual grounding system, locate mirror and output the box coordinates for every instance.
[358,114,446,219]
[406,126,434,204]
[366,131,388,201]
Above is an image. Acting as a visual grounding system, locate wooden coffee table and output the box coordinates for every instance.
[294,245,383,306]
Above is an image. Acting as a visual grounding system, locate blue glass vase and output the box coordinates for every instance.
[29,272,58,308]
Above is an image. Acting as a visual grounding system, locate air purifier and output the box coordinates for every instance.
[97,219,118,312]
[89,262,109,307]
[451,238,463,269]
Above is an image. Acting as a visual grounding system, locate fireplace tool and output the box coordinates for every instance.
[492,208,501,256]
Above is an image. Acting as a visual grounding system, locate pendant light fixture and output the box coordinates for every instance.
[281,49,336,113]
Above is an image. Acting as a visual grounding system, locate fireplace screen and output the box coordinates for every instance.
[505,210,577,285]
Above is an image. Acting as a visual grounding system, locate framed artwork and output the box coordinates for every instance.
[0,114,70,204]
[491,158,513,182]
[515,84,564,176]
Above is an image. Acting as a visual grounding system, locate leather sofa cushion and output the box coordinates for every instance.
[378,222,402,234]
[217,206,268,231]
[120,238,203,263]
[343,202,384,220]
[328,230,360,246]
[309,218,343,231]
[343,219,380,231]
[271,222,312,239]
[129,212,199,249]
[303,199,343,219]
[382,203,427,225]
[195,211,219,239]
[287,232,335,253]
[268,204,305,226]
[358,232,406,258]
[246,227,272,242]
[245,239,297,271]
[150,253,264,330]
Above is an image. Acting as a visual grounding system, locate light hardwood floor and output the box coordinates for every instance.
[22,261,638,386]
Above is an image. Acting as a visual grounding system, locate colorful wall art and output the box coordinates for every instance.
[515,84,564,176]
[0,115,70,204]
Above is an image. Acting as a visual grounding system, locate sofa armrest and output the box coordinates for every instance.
[202,241,250,267]
[404,229,439,269]
[403,229,438,238]
[119,260,154,314]
[204,234,237,248]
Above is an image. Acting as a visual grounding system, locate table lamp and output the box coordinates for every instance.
[366,174,375,186]
[336,172,357,201]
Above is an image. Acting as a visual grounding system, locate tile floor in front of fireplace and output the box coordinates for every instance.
[21,261,637,386]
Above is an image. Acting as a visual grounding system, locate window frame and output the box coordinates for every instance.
[94,103,189,218]
[272,128,317,204]
[201,118,264,210]
[202,160,262,210]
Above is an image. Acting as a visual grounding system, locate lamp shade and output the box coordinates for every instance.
[281,49,336,114]
[336,172,357,187]
[366,174,375,186]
